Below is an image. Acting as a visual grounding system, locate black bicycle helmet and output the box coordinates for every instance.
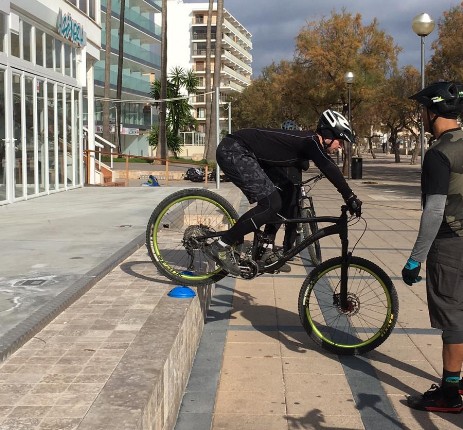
[316,109,354,143]
[409,81,463,119]
[281,119,298,130]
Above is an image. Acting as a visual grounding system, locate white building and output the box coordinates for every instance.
[165,0,252,158]
[0,0,101,205]
[94,0,161,158]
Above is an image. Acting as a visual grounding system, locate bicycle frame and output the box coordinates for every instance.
[263,205,352,310]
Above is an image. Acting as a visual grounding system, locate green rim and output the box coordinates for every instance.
[304,263,393,350]
[151,194,236,281]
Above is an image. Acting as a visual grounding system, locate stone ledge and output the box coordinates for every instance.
[78,287,212,430]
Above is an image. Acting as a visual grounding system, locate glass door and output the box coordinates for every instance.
[25,76,34,196]
[0,69,5,202]
[12,72,24,200]
[37,79,46,193]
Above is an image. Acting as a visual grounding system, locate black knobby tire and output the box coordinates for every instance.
[296,207,322,266]
[298,256,398,355]
[146,188,239,286]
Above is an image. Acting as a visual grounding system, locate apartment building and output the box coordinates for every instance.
[166,0,252,158]
[0,0,101,205]
[94,0,161,157]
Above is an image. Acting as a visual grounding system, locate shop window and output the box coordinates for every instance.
[22,21,31,61]
[64,44,71,76]
[10,14,20,57]
[36,28,44,67]
[0,13,5,52]
[71,47,76,78]
[55,39,62,73]
[89,0,96,20]
[80,0,88,14]
[45,34,53,69]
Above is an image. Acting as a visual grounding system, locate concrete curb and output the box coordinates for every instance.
[0,232,146,363]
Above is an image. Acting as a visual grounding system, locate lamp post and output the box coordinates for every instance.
[344,71,354,179]
[412,13,435,167]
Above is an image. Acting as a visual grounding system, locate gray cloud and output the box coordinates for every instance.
[184,0,461,77]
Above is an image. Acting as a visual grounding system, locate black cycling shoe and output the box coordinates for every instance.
[407,384,463,413]
[204,240,241,276]
[260,248,291,273]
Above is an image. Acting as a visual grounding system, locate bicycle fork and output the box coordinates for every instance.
[338,213,352,311]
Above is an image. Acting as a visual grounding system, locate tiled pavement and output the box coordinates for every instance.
[179,155,463,430]
[1,154,463,429]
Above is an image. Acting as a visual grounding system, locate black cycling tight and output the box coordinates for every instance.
[221,190,282,246]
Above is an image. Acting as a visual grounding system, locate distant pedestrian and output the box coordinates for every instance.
[402,81,463,413]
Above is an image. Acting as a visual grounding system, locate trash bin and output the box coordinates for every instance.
[351,157,363,179]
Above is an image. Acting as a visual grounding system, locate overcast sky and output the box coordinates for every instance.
[185,0,461,77]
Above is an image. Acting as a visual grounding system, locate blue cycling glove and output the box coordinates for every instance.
[402,258,422,286]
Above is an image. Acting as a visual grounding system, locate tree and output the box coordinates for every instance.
[157,0,168,163]
[204,0,224,161]
[427,2,463,82]
[380,66,420,163]
[150,67,199,157]
[231,9,400,143]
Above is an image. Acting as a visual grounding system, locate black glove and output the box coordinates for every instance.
[402,258,422,286]
[345,194,362,216]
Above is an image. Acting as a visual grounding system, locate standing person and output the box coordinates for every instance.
[205,109,362,276]
[402,81,463,413]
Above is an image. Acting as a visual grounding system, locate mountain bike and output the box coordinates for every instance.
[146,188,398,355]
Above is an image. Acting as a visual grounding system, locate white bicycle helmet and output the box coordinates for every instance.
[316,109,354,143]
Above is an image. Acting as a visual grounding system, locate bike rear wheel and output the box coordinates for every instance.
[297,207,322,266]
[298,256,398,355]
[146,189,239,286]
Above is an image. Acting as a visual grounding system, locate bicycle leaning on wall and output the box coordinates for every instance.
[145,188,398,356]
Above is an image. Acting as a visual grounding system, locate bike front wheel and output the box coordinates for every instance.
[146,188,239,286]
[298,256,398,355]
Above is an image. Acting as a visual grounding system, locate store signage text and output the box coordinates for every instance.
[57,10,86,47]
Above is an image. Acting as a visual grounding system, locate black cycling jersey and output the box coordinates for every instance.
[228,128,352,200]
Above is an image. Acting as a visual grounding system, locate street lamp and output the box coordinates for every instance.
[344,71,354,179]
[412,13,435,167]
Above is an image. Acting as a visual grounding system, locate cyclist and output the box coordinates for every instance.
[403,81,463,413]
[262,120,310,263]
[205,109,362,276]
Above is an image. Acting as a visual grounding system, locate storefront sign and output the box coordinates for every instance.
[57,9,86,47]
[121,127,140,136]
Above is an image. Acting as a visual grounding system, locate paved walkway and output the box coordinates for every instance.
[177,154,462,430]
[0,154,461,429]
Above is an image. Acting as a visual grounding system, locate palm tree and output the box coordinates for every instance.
[157,0,168,163]
[150,67,199,157]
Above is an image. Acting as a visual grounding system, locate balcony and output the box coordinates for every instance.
[94,63,152,97]
[222,50,252,74]
[222,64,251,86]
[102,30,161,69]
[222,33,252,62]
[101,0,162,39]
[223,19,252,50]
